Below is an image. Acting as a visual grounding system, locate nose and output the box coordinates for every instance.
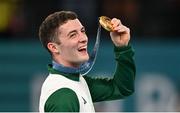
[79,34,88,44]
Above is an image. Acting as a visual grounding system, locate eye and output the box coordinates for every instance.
[81,28,86,34]
[69,33,77,38]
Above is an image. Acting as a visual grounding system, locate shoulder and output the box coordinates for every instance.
[45,88,79,112]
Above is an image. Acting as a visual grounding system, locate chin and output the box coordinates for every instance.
[79,55,89,63]
[83,56,89,62]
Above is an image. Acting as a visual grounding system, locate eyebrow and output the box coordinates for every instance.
[67,26,85,36]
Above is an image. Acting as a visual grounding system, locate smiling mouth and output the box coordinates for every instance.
[78,46,88,54]
[78,48,87,52]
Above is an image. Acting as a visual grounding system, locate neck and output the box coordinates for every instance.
[53,56,81,68]
[52,60,81,74]
[51,59,92,76]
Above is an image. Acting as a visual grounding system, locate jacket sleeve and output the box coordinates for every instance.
[84,44,136,102]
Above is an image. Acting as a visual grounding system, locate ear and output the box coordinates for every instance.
[47,42,60,54]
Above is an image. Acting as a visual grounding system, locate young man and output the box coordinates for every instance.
[38,10,136,112]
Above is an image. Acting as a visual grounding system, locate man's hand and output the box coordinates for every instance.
[110,18,130,47]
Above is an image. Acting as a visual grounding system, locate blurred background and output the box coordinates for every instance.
[0,0,180,111]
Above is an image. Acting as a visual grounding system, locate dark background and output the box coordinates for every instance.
[0,0,180,40]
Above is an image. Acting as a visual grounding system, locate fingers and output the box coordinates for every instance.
[114,25,130,33]
[111,18,130,33]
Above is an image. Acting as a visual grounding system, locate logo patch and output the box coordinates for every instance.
[81,96,87,104]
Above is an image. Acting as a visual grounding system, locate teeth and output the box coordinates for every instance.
[78,46,87,51]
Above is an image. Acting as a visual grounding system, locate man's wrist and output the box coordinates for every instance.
[114,43,131,51]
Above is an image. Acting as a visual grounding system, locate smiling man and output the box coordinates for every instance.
[38,11,136,112]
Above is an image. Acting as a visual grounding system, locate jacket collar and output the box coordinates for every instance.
[48,64,80,81]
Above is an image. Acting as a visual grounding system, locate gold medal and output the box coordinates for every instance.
[99,16,114,32]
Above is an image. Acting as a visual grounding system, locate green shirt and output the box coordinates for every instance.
[42,45,136,112]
